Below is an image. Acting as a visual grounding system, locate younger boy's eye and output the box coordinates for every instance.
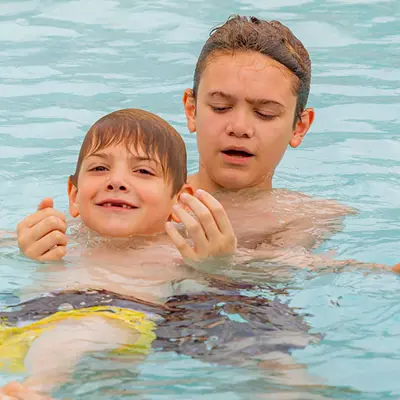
[90,166,108,172]
[136,168,154,176]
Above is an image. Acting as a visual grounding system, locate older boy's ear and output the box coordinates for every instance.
[183,88,196,133]
[67,177,80,218]
[170,184,194,223]
[289,108,315,148]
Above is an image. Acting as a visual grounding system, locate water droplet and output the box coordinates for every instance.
[58,303,74,311]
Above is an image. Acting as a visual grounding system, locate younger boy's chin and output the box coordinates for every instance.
[89,227,167,240]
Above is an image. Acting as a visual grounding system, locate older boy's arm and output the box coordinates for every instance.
[268,198,357,250]
[240,245,395,274]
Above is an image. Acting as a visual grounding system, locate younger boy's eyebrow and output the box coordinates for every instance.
[208,90,285,110]
[86,151,159,164]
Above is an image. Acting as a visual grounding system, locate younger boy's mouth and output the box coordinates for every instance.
[96,200,138,209]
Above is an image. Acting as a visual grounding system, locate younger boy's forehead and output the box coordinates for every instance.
[84,142,162,166]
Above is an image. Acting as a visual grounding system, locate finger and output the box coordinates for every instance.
[172,205,209,255]
[39,245,67,262]
[30,216,67,242]
[37,198,54,211]
[165,222,197,261]
[26,231,68,260]
[179,193,220,242]
[17,209,66,233]
[194,189,234,236]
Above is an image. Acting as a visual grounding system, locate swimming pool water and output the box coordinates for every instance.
[0,0,400,398]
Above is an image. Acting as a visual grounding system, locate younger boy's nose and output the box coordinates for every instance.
[105,173,130,192]
[106,183,127,192]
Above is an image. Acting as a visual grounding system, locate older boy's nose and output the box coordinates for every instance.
[227,111,254,138]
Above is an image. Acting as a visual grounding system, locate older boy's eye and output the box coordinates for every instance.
[210,105,231,113]
[255,111,277,121]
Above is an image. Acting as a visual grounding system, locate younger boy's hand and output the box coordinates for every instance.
[166,189,237,263]
[17,198,68,261]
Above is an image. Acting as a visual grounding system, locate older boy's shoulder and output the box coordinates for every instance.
[274,189,357,219]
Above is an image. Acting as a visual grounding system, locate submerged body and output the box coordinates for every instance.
[0,285,318,371]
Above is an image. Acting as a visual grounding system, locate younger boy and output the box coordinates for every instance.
[0,107,240,397]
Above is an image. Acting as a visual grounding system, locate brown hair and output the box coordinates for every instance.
[70,108,187,196]
[193,15,311,121]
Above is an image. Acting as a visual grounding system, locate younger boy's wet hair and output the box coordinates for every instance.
[70,108,187,196]
[193,15,311,122]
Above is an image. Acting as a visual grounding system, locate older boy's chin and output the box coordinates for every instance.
[214,170,270,190]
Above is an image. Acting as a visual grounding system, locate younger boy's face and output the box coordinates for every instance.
[184,51,314,191]
[68,144,178,237]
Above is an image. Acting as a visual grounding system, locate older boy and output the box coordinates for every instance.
[16,16,356,267]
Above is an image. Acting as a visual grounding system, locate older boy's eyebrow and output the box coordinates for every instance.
[208,91,285,109]
[246,97,285,110]
[208,91,234,101]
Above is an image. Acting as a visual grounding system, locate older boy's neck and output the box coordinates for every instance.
[188,171,273,193]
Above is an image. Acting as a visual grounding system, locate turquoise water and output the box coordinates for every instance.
[0,0,400,398]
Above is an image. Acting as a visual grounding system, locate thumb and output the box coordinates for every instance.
[37,197,54,211]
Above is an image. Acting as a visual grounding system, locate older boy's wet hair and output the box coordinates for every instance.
[70,109,187,196]
[193,15,311,123]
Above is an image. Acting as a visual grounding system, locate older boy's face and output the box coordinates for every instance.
[185,51,314,191]
[68,144,177,237]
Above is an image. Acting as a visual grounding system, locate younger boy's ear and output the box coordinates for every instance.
[170,184,194,223]
[289,107,315,148]
[67,177,80,218]
[183,89,196,133]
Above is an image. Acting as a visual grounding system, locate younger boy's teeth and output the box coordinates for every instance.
[102,202,133,209]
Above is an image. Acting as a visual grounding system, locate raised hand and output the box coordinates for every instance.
[17,198,67,261]
[166,189,237,263]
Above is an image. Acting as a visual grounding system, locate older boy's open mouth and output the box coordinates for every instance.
[221,148,254,163]
[97,200,138,210]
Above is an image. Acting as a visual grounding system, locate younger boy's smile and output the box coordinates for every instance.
[96,199,138,210]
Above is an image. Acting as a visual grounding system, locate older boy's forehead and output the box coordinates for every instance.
[199,52,297,105]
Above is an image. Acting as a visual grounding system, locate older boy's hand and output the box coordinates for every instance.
[0,382,53,400]
[166,189,237,262]
[17,198,68,261]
